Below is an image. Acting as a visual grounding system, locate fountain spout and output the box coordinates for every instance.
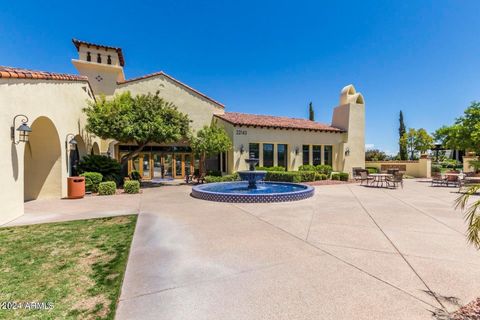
[238,155,266,188]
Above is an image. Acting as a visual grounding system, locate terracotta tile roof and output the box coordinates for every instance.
[117,70,225,108]
[72,38,125,66]
[0,66,88,82]
[215,112,344,132]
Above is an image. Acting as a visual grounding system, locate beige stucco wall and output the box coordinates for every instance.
[115,75,224,132]
[365,158,431,178]
[0,79,99,225]
[216,119,345,173]
[463,157,477,173]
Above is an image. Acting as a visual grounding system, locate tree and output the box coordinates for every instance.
[414,128,434,154]
[434,101,480,154]
[189,123,232,175]
[83,91,190,169]
[308,102,315,121]
[406,128,434,160]
[406,128,417,160]
[365,149,387,161]
[399,111,408,160]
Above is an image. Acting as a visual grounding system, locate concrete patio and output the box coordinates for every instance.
[5,179,480,319]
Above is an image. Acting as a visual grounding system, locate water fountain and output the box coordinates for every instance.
[191,154,314,203]
[237,157,266,188]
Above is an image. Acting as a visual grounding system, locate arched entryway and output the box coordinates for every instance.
[24,116,62,201]
[69,134,87,176]
[91,142,100,155]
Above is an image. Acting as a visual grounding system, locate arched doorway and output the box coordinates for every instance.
[24,116,62,201]
[91,142,100,155]
[69,134,87,176]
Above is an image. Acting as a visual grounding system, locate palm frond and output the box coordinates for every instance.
[455,184,480,248]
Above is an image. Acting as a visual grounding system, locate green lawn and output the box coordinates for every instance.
[0,215,137,320]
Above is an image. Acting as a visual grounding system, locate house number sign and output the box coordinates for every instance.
[236,129,247,135]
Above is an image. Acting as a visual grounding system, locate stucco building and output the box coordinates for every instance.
[1,39,365,224]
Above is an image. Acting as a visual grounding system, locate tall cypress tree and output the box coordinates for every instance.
[309,102,315,121]
[399,111,408,160]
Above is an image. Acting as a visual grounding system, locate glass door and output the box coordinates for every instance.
[184,154,192,176]
[142,153,151,179]
[153,153,162,179]
[163,154,173,178]
[174,154,184,178]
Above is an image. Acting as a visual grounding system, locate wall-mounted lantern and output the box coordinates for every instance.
[65,134,77,149]
[295,146,300,155]
[11,114,32,144]
[345,147,350,156]
[239,144,244,154]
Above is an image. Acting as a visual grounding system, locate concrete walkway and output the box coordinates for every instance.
[7,180,480,319]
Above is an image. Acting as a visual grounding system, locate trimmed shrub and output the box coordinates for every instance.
[298,171,316,182]
[315,165,332,175]
[366,167,379,174]
[265,171,302,183]
[299,164,316,171]
[80,172,103,193]
[204,176,223,183]
[205,173,239,183]
[98,181,116,196]
[332,172,349,181]
[256,166,286,172]
[77,155,122,185]
[315,172,327,180]
[124,180,140,194]
[206,170,222,177]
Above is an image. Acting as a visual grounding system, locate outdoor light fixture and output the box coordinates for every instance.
[240,144,244,154]
[11,114,32,144]
[345,147,350,156]
[295,146,300,155]
[65,133,77,149]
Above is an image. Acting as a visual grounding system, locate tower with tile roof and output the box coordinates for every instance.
[71,39,125,96]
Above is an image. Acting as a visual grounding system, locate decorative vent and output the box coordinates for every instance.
[95,75,103,82]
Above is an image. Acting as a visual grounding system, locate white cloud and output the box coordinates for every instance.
[365,143,375,150]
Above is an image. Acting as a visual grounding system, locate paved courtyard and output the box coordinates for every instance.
[6,180,480,319]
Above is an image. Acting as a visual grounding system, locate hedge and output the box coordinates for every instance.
[80,172,103,193]
[331,172,349,181]
[98,181,117,195]
[265,171,302,183]
[299,164,332,175]
[205,173,239,183]
[315,172,328,180]
[124,180,140,194]
[315,165,332,175]
[298,171,316,182]
[366,167,379,174]
[256,166,286,172]
[298,165,316,172]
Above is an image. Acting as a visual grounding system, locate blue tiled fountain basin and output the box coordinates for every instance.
[191,181,314,203]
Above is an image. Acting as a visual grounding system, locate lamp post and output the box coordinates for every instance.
[11,114,32,144]
[65,134,78,176]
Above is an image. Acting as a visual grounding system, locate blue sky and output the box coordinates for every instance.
[1,0,479,154]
